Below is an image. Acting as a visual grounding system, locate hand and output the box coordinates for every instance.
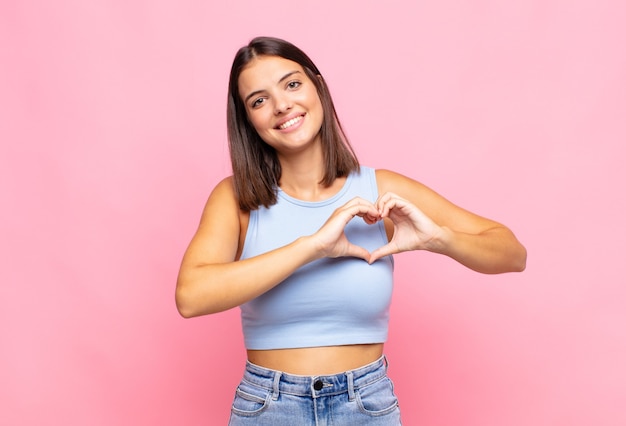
[369,192,447,263]
[311,197,381,262]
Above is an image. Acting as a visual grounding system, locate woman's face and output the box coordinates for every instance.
[238,55,324,154]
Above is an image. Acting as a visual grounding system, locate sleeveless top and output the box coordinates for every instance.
[239,166,394,350]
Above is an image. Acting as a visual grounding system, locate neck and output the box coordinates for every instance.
[277,145,340,202]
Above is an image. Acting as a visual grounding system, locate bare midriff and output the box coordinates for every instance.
[246,343,384,376]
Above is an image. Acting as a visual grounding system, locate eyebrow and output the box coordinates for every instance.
[243,70,302,104]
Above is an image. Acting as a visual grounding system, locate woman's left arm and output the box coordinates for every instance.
[371,169,527,274]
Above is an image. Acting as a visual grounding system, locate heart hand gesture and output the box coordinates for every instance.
[369,192,447,264]
[310,197,380,262]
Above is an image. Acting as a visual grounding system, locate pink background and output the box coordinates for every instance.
[2,1,625,425]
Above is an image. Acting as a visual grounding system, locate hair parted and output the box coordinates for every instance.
[227,36,360,211]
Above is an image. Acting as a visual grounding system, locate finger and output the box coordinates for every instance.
[345,242,372,262]
[375,191,401,212]
[369,243,397,264]
[377,197,405,219]
[344,196,375,208]
[342,202,380,222]
[361,213,380,225]
[375,191,402,204]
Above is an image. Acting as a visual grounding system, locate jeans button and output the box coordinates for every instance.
[313,379,323,391]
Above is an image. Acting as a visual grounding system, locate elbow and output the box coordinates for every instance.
[175,280,224,318]
[175,285,204,319]
[515,245,527,272]
[175,294,197,319]
[505,243,527,273]
[500,231,527,273]
[177,306,196,319]
[483,243,527,274]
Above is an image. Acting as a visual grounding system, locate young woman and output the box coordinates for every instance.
[176,36,526,425]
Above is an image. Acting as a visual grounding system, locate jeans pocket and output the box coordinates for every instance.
[230,382,272,417]
[356,376,400,417]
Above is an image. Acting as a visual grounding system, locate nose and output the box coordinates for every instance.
[273,94,292,114]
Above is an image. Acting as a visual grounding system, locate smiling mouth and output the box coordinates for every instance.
[277,115,304,130]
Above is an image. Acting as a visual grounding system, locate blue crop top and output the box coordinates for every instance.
[239,166,394,350]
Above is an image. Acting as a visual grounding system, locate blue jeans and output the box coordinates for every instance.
[228,356,402,425]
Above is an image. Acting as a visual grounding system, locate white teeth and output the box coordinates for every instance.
[279,116,303,130]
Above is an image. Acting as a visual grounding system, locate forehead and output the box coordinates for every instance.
[238,56,306,97]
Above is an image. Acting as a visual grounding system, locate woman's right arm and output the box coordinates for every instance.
[176,177,316,317]
[175,178,377,318]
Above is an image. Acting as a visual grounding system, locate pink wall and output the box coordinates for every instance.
[2,1,625,425]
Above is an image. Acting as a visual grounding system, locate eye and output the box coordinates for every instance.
[286,80,301,90]
[251,97,266,108]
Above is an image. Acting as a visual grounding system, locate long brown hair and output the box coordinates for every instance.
[227,36,359,211]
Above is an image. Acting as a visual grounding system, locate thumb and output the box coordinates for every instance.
[344,242,372,263]
[368,243,396,264]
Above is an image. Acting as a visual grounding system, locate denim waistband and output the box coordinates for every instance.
[241,355,389,400]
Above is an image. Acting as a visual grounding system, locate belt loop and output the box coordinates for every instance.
[346,371,355,402]
[272,371,282,400]
[383,355,389,371]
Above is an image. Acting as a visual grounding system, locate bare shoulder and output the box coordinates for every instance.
[196,176,240,228]
[375,168,503,233]
[375,168,433,199]
[182,176,246,266]
[205,176,237,207]
[375,168,442,222]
